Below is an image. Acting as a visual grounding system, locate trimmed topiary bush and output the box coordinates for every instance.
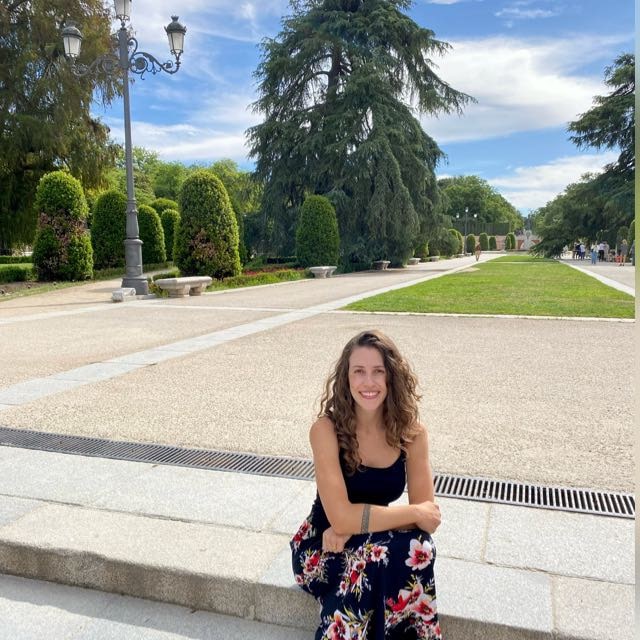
[295,195,340,268]
[506,232,516,251]
[414,242,429,260]
[151,198,179,215]
[479,232,489,251]
[489,235,497,250]
[465,234,476,254]
[91,190,126,269]
[448,228,463,255]
[137,204,166,265]
[175,170,241,278]
[32,171,93,281]
[161,208,180,261]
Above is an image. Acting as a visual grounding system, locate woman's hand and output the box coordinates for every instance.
[414,501,441,534]
[322,526,351,553]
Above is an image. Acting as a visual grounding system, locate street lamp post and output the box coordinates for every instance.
[456,207,477,255]
[61,5,186,295]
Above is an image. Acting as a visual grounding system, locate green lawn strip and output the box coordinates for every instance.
[345,259,634,318]
[206,269,308,291]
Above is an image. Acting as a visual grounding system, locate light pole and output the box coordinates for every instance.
[61,3,186,295]
[456,207,477,255]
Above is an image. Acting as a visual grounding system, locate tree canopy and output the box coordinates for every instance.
[248,0,471,266]
[0,0,120,252]
[437,175,523,230]
[532,53,634,257]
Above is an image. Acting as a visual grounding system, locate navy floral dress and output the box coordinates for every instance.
[291,451,441,639]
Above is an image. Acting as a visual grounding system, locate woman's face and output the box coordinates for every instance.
[348,346,388,413]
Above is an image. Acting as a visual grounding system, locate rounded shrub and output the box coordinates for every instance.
[32,171,93,281]
[175,170,241,278]
[414,242,429,260]
[479,232,489,251]
[465,234,476,254]
[448,228,463,255]
[137,204,166,265]
[161,208,180,261]
[295,195,340,267]
[489,235,497,250]
[506,232,516,251]
[91,190,126,269]
[151,198,179,215]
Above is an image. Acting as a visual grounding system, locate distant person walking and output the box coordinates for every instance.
[475,242,481,262]
[590,245,597,264]
[598,241,605,262]
[618,239,628,266]
[579,242,585,260]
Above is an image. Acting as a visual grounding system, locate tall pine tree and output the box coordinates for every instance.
[0,0,120,252]
[247,0,471,266]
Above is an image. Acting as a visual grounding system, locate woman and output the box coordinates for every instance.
[474,241,481,261]
[291,330,442,639]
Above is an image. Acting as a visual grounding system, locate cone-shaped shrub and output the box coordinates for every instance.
[479,232,489,251]
[91,190,126,269]
[448,228,463,254]
[465,234,476,254]
[161,209,180,261]
[32,171,93,281]
[506,232,516,251]
[151,198,179,215]
[489,235,497,250]
[137,204,166,264]
[175,170,240,278]
[296,195,340,267]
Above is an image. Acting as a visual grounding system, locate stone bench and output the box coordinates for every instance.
[372,260,390,270]
[308,266,337,278]
[407,257,420,265]
[154,276,212,297]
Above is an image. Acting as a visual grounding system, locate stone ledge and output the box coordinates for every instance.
[0,502,632,639]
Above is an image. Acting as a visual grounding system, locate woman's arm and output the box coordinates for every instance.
[406,423,436,504]
[310,417,420,536]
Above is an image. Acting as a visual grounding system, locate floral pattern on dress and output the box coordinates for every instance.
[291,516,316,552]
[385,575,441,639]
[295,548,330,589]
[320,607,372,640]
[405,537,434,571]
[337,538,390,600]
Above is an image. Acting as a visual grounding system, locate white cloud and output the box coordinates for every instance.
[495,7,560,20]
[487,152,618,210]
[420,33,631,144]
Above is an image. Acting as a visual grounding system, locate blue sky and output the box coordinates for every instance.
[93,0,633,213]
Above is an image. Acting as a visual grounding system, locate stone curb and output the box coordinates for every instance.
[0,503,632,640]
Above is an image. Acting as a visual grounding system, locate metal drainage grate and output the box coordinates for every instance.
[0,426,633,519]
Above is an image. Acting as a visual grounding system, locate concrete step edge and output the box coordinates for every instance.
[0,534,615,640]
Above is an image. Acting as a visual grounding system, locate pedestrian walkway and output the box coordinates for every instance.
[559,257,635,296]
[0,253,635,638]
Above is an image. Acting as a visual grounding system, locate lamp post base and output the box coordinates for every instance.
[121,276,149,295]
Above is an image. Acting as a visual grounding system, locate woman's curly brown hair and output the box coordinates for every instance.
[318,329,423,475]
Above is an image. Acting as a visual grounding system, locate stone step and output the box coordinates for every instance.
[1,574,312,639]
[0,501,632,639]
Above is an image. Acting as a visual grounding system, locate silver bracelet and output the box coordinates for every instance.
[360,504,371,533]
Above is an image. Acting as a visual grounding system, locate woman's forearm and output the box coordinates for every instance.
[333,503,418,536]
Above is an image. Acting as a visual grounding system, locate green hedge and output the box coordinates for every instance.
[137,204,166,265]
[150,198,179,215]
[0,256,32,264]
[295,195,340,267]
[489,235,497,250]
[465,234,476,254]
[160,208,180,261]
[32,171,93,281]
[0,264,34,283]
[479,232,489,251]
[92,190,127,269]
[175,170,241,278]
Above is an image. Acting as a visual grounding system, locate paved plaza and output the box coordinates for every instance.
[0,254,635,638]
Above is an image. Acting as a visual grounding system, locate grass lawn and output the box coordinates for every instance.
[344,255,635,318]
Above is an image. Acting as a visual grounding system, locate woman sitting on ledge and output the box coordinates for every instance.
[291,329,442,639]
